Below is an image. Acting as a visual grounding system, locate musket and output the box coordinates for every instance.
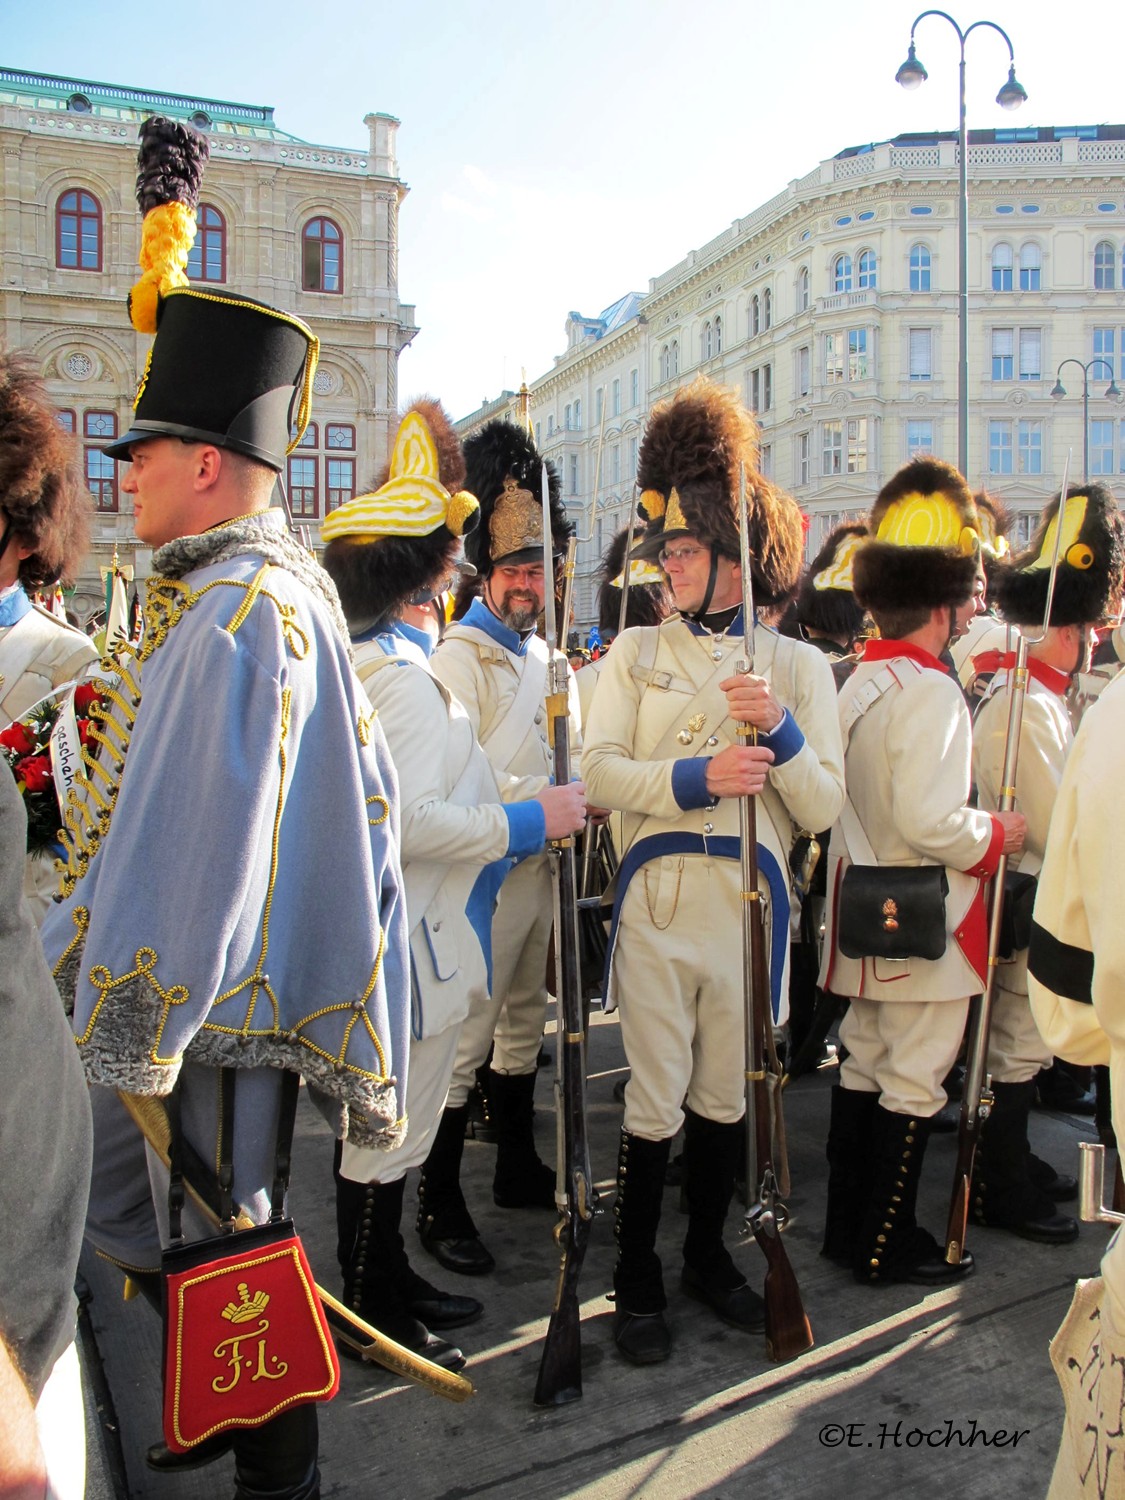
[945,450,1072,1265]
[116,1090,474,1403]
[735,465,814,1363]
[616,499,638,639]
[533,462,596,1407]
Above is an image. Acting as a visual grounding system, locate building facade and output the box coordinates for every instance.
[459,125,1125,631]
[0,66,416,618]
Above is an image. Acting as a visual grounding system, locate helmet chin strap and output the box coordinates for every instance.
[684,549,721,621]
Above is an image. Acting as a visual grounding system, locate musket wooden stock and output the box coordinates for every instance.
[739,736,814,1363]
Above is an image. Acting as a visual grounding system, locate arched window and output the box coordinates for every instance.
[909,243,931,292]
[670,340,679,376]
[574,397,582,428]
[992,243,1014,291]
[302,217,343,293]
[714,314,722,354]
[660,345,670,382]
[186,203,226,283]
[750,295,760,336]
[857,249,877,290]
[1019,243,1041,292]
[56,189,102,270]
[1095,240,1116,291]
[701,321,713,361]
[833,254,852,293]
[796,266,810,312]
[762,290,772,330]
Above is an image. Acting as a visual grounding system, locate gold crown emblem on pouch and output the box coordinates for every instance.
[881,897,899,933]
[221,1283,271,1323]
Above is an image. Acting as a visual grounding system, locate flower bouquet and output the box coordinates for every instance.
[0,681,105,855]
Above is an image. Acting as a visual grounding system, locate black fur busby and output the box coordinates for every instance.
[322,397,478,628]
[596,523,671,634]
[991,483,1125,627]
[853,458,980,614]
[461,420,571,574]
[795,522,867,641]
[633,379,803,606]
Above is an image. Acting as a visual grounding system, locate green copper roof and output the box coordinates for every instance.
[0,66,307,142]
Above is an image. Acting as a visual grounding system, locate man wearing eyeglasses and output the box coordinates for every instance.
[583,383,844,1366]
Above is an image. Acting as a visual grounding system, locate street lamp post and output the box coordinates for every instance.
[1051,358,1122,483]
[896,12,1027,479]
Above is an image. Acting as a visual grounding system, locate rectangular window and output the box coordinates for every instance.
[1018,327,1041,382]
[822,421,843,476]
[630,369,639,407]
[84,410,118,511]
[568,453,578,495]
[906,419,933,457]
[824,334,844,384]
[908,328,932,380]
[1093,327,1117,380]
[759,444,772,479]
[595,389,604,425]
[56,408,76,434]
[749,368,761,412]
[325,423,355,450]
[846,418,868,473]
[628,436,638,477]
[1090,419,1115,476]
[1017,419,1043,474]
[611,444,621,484]
[295,422,318,449]
[847,329,868,382]
[326,458,355,511]
[992,329,1014,380]
[612,379,621,417]
[797,432,810,486]
[988,420,1013,475]
[763,364,773,412]
[796,345,810,397]
[288,456,318,517]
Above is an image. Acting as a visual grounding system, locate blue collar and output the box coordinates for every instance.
[683,606,747,640]
[387,620,433,660]
[462,596,531,657]
[0,584,33,629]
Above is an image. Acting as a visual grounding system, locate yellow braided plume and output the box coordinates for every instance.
[129,202,198,334]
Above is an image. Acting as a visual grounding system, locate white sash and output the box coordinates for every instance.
[446,624,550,776]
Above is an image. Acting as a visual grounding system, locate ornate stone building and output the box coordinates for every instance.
[459,125,1125,630]
[0,66,416,618]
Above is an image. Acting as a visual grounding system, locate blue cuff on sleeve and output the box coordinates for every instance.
[759,708,804,767]
[504,801,546,860]
[671,756,714,810]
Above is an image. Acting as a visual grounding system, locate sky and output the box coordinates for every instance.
[5,0,1125,418]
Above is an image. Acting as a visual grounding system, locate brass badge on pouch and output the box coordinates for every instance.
[676,712,708,746]
[881,897,899,933]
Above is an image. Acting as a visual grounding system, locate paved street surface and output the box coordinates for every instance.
[79,1007,1109,1500]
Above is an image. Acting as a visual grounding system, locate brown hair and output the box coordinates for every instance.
[0,350,90,589]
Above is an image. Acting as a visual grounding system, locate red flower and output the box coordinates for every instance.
[74,682,102,712]
[17,755,52,792]
[0,721,36,754]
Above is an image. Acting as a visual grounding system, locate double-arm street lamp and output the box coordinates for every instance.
[896,12,1028,478]
[1051,359,1122,483]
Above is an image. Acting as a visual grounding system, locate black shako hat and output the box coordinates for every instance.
[104,287,319,471]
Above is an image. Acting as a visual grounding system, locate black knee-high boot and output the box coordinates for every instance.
[972,1080,1078,1244]
[679,1108,764,1332]
[232,1406,320,1500]
[489,1069,556,1209]
[416,1102,495,1274]
[854,1105,973,1286]
[612,1131,673,1363]
[332,1153,471,1370]
[822,1086,879,1266]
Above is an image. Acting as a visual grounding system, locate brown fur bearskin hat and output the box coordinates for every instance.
[991,482,1125,627]
[322,396,472,628]
[853,457,979,614]
[795,522,867,641]
[635,379,803,606]
[0,350,90,590]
